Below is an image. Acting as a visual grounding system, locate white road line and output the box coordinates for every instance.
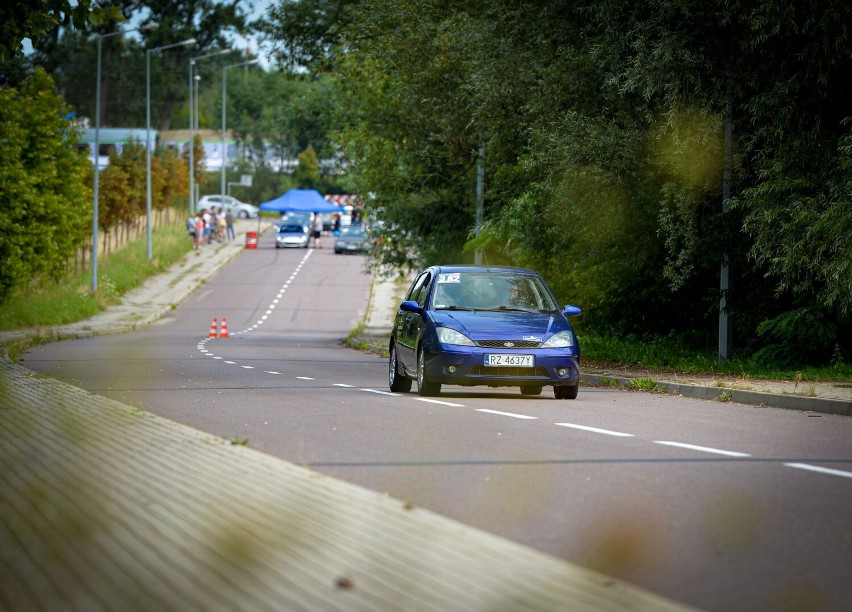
[785,463,852,480]
[476,409,537,420]
[334,383,355,388]
[654,441,750,457]
[265,371,282,375]
[296,376,315,380]
[555,423,634,437]
[224,361,236,364]
[361,388,401,396]
[413,398,465,407]
[241,365,254,369]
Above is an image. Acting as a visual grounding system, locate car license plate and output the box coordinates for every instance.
[484,354,534,367]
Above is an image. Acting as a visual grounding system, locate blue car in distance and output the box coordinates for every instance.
[389,265,582,399]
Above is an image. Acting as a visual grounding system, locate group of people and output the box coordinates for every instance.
[187,208,235,249]
[309,210,353,248]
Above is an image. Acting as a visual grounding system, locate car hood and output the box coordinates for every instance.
[429,310,569,342]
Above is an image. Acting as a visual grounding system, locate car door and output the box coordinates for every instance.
[395,271,431,371]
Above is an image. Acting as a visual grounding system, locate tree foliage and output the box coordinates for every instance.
[0,69,91,301]
[0,0,121,64]
[264,0,851,362]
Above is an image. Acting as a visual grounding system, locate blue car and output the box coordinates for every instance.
[389,265,582,399]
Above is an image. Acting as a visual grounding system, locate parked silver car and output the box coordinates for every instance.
[198,194,259,219]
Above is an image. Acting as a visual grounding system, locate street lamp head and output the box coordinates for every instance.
[193,48,237,62]
[140,23,160,31]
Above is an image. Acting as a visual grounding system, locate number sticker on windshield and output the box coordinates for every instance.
[437,273,461,283]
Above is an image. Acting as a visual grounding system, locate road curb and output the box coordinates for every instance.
[580,373,851,416]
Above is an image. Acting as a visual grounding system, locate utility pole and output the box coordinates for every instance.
[474,137,484,265]
[719,102,733,362]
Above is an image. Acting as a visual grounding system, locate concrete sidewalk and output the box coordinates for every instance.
[0,223,690,611]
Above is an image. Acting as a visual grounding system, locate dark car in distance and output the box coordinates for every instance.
[388,265,582,399]
[334,225,370,254]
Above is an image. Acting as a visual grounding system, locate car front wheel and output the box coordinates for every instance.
[388,344,412,392]
[417,347,441,396]
[555,384,579,400]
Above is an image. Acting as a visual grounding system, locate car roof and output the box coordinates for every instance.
[428,264,538,276]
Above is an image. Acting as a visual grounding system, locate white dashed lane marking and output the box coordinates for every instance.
[361,389,401,396]
[785,463,852,479]
[654,441,750,458]
[475,409,537,420]
[413,397,465,407]
[555,423,634,437]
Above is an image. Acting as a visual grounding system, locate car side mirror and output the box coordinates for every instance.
[400,300,421,313]
[563,305,582,317]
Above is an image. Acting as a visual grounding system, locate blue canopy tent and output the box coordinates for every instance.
[259,189,341,214]
[256,189,343,243]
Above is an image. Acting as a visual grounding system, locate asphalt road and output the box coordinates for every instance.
[21,233,852,612]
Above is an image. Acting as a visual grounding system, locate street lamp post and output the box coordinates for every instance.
[188,49,234,214]
[92,22,158,292]
[146,38,195,261]
[221,59,260,196]
[193,73,200,208]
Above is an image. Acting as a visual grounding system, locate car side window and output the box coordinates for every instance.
[405,273,428,302]
[414,273,432,307]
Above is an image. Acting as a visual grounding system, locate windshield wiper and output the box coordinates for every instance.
[435,305,477,311]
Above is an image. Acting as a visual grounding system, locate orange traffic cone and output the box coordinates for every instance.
[208,318,218,338]
[219,317,230,338]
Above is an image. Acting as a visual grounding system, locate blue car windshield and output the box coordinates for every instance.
[431,272,559,312]
[279,225,305,234]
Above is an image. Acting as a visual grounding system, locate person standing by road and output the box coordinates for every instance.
[311,212,323,248]
[225,208,235,240]
[194,213,205,249]
[187,214,198,248]
[216,208,227,242]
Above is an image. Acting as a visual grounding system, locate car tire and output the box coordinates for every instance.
[555,384,579,400]
[388,344,412,393]
[238,211,248,219]
[417,347,441,396]
[521,386,543,396]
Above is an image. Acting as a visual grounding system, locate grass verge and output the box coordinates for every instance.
[0,221,192,331]
[580,333,851,383]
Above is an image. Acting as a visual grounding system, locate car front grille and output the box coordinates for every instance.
[467,366,549,377]
[476,340,541,348]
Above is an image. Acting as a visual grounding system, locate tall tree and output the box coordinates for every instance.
[0,69,91,301]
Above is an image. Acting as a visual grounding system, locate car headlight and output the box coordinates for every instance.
[541,331,574,348]
[436,327,475,346]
